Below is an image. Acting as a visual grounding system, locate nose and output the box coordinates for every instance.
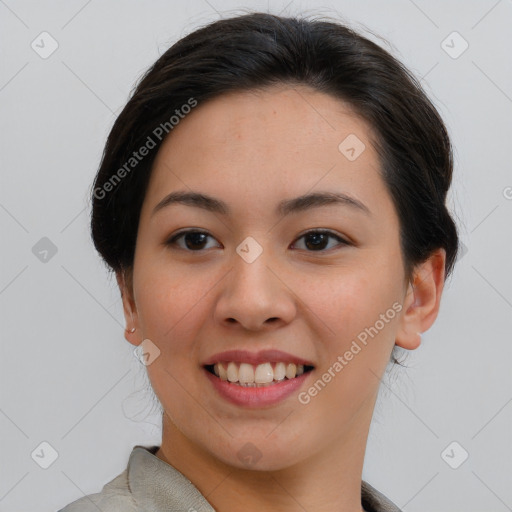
[214,250,297,332]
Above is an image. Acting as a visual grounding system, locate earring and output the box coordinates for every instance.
[125,311,136,333]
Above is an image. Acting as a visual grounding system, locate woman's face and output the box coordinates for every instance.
[123,85,420,470]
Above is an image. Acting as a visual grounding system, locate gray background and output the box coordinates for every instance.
[1,1,511,511]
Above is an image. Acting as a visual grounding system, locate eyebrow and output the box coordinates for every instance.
[151,190,371,217]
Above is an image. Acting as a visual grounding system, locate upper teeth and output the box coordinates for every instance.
[213,362,305,384]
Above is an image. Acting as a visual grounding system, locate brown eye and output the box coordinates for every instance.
[293,230,349,252]
[167,230,220,251]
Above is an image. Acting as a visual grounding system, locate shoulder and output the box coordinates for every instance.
[362,480,402,512]
[57,469,137,512]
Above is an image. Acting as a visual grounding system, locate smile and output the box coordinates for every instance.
[205,362,315,387]
[202,349,315,406]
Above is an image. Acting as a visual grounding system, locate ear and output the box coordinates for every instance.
[395,248,446,350]
[116,269,140,346]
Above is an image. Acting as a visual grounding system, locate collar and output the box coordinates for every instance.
[127,445,401,512]
[128,445,216,511]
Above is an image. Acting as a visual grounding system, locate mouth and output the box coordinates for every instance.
[202,350,315,407]
[204,361,315,387]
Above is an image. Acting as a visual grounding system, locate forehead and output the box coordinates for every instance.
[143,85,390,220]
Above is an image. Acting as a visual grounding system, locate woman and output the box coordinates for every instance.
[60,11,459,512]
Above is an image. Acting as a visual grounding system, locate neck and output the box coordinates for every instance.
[155,406,375,512]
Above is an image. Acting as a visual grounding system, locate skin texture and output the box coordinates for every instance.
[117,85,446,512]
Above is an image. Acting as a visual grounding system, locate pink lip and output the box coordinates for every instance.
[203,367,312,408]
[201,349,314,367]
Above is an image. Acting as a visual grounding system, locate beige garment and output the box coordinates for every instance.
[58,445,402,512]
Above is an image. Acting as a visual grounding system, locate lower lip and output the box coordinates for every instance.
[204,368,311,408]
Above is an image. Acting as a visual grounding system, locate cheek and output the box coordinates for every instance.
[302,264,401,347]
[134,267,210,416]
[294,269,402,442]
[134,264,212,354]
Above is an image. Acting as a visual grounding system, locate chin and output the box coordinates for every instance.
[210,434,308,472]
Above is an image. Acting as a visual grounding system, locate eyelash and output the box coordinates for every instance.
[165,229,350,253]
